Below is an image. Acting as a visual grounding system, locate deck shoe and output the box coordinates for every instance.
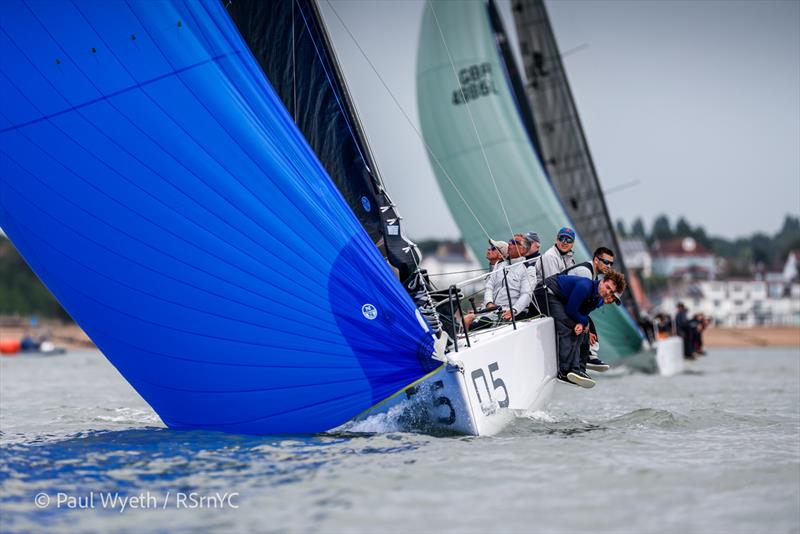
[586,358,610,372]
[557,372,578,386]
[567,371,596,389]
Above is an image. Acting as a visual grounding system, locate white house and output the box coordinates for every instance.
[658,279,800,326]
[652,237,716,279]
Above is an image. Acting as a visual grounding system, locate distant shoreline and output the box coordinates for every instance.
[1,318,797,351]
[0,318,94,350]
[702,326,800,348]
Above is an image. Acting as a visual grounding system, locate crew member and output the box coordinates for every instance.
[545,270,627,388]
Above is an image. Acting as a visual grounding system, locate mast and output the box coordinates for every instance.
[225,0,419,284]
[509,0,640,318]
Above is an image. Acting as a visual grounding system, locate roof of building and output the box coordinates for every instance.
[652,237,713,257]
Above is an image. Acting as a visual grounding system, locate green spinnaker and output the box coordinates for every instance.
[416,0,643,361]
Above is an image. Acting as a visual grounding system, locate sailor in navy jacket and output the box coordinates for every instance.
[555,275,603,327]
[544,271,625,387]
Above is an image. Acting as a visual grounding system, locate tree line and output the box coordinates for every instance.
[0,236,70,320]
[616,214,800,271]
[2,214,798,318]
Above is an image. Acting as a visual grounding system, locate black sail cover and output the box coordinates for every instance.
[509,0,639,317]
[225,0,419,284]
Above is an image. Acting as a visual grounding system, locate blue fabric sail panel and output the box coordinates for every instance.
[0,0,436,434]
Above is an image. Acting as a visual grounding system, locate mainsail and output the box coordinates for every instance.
[0,0,438,434]
[416,0,643,360]
[510,0,640,317]
[225,0,419,285]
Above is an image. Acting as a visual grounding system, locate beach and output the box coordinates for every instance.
[2,319,798,352]
[703,326,800,348]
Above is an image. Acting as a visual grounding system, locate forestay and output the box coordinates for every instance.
[225,0,420,285]
[0,0,438,434]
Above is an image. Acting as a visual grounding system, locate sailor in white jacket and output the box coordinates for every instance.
[484,260,532,320]
[466,237,533,331]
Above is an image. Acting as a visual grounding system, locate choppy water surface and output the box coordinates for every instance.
[1,347,798,533]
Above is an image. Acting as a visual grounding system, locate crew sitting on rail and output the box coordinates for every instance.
[463,237,532,331]
[523,231,542,267]
[544,270,627,389]
[486,238,509,271]
[510,233,537,291]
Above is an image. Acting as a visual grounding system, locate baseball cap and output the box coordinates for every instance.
[524,231,540,244]
[557,227,575,240]
[488,239,509,257]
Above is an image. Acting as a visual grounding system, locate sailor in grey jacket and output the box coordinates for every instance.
[539,226,577,282]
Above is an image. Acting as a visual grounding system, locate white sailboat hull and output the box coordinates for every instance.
[348,317,558,436]
[656,336,685,377]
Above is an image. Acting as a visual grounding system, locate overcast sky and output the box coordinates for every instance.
[321,0,800,241]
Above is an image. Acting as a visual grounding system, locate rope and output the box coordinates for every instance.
[426,266,490,277]
[429,2,515,239]
[288,0,444,337]
[324,0,493,242]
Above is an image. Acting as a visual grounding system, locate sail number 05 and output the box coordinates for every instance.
[471,362,509,408]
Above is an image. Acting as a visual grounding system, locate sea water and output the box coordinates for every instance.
[1,347,798,533]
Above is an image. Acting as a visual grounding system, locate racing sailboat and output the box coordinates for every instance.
[416,0,645,363]
[0,0,556,436]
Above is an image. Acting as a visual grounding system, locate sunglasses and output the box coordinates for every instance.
[487,246,497,251]
[558,237,574,244]
[508,239,525,246]
[598,257,614,266]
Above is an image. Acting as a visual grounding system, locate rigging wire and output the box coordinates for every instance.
[292,0,297,122]
[425,266,489,277]
[428,1,515,240]
[293,0,372,174]
[292,1,443,333]
[323,0,493,243]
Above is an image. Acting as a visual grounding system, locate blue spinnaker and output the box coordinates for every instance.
[0,0,436,434]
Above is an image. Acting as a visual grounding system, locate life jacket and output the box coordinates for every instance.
[561,261,594,278]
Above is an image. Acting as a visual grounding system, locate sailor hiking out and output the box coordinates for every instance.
[544,270,627,388]
[562,246,617,372]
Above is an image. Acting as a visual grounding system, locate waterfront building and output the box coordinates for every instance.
[652,237,716,280]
